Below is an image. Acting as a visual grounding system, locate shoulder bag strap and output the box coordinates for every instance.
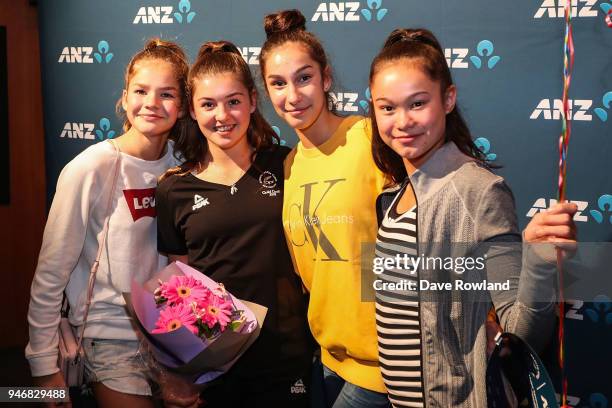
[74,140,122,352]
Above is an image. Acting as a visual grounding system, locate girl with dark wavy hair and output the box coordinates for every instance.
[260,9,390,408]
[369,28,577,407]
[156,40,312,407]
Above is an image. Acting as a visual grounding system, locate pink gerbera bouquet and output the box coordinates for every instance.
[124,261,267,386]
[151,275,245,339]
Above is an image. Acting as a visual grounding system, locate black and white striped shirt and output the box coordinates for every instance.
[375,190,424,408]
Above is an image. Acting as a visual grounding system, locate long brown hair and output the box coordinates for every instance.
[260,9,335,109]
[161,40,279,181]
[115,38,190,142]
[369,28,488,186]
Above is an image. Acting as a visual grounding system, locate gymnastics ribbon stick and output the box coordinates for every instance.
[557,0,574,407]
[558,0,574,201]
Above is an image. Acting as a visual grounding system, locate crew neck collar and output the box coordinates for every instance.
[296,116,363,158]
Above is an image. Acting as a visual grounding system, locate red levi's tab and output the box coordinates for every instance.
[123,188,157,221]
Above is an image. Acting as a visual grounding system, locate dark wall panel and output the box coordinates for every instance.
[0,26,8,205]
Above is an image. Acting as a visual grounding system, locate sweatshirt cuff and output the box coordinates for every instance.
[517,243,558,308]
[27,353,60,377]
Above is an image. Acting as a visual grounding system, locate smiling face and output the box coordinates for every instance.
[263,42,331,131]
[190,72,256,152]
[371,62,456,171]
[121,59,182,139]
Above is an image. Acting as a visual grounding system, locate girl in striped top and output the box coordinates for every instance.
[375,189,423,407]
[368,28,578,407]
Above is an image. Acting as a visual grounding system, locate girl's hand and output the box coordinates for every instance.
[523,202,578,262]
[32,372,72,407]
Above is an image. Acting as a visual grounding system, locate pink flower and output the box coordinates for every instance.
[160,275,210,306]
[201,294,233,331]
[152,303,198,335]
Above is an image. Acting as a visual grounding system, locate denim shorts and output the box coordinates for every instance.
[83,338,152,396]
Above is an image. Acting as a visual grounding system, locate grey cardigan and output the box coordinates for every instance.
[376,142,557,407]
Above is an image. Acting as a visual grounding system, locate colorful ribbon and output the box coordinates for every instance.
[557,1,574,407]
[606,8,612,28]
[558,1,574,204]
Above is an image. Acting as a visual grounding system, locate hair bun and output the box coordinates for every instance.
[197,40,241,59]
[144,38,174,52]
[264,9,306,38]
[142,38,187,60]
[143,38,164,51]
[384,28,443,54]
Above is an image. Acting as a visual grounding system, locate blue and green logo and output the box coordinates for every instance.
[593,91,612,122]
[272,126,288,146]
[469,40,501,69]
[474,137,497,161]
[359,88,371,113]
[174,0,196,23]
[361,0,388,22]
[94,41,113,64]
[95,117,116,140]
[585,295,612,325]
[589,194,612,224]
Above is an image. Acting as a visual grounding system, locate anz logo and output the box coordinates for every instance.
[534,0,600,18]
[445,40,501,70]
[474,137,497,162]
[58,40,113,64]
[585,295,612,325]
[239,47,261,66]
[271,125,289,147]
[329,88,370,113]
[530,92,611,122]
[60,118,116,141]
[526,195,612,224]
[554,392,608,407]
[133,0,196,24]
[311,1,388,22]
[594,91,612,122]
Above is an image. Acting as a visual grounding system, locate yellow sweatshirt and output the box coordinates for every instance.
[282,116,386,393]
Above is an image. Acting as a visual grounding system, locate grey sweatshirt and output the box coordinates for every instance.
[376,142,557,407]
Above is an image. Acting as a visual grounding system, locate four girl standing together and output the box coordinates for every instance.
[26,8,577,408]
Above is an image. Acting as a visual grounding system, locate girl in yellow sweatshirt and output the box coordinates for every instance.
[260,8,388,408]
